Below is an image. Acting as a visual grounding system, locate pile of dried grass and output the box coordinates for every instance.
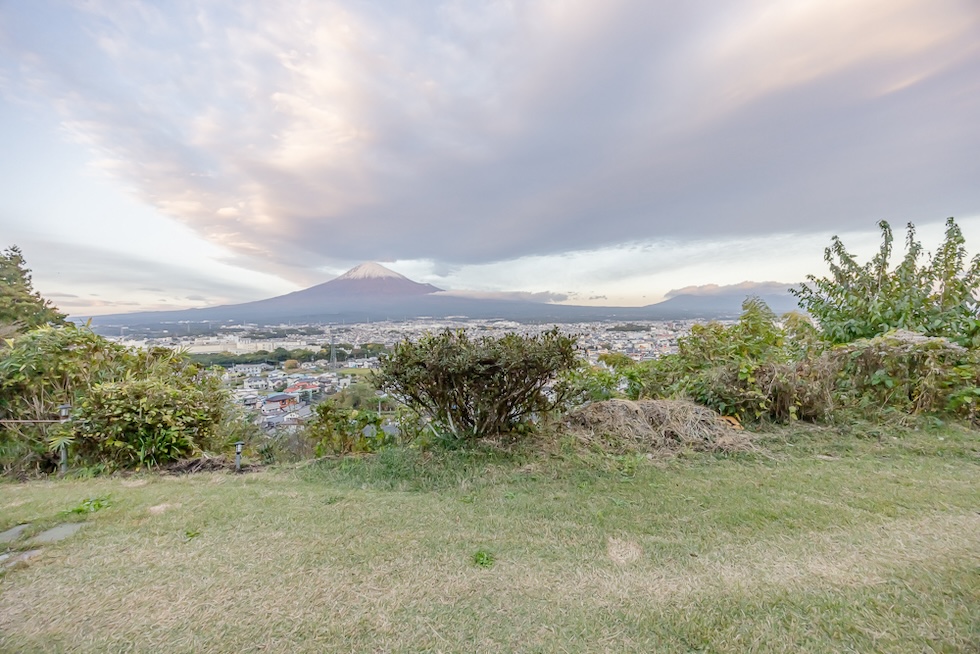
[161,455,261,475]
[562,398,755,454]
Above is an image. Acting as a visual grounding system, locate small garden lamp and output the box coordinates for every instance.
[57,404,71,476]
[234,441,245,473]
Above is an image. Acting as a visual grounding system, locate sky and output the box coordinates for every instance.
[1,0,978,317]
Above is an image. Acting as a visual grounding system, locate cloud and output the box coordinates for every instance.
[0,0,977,300]
[434,290,568,303]
[57,298,140,309]
[15,239,291,316]
[664,281,793,299]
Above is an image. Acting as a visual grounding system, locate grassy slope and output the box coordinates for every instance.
[0,425,977,653]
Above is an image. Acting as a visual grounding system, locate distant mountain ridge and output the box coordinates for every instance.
[84,262,801,326]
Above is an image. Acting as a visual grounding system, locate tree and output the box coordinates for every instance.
[598,352,634,370]
[329,382,384,410]
[0,246,66,330]
[377,328,578,440]
[792,219,980,347]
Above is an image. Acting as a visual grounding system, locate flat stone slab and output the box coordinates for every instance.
[0,523,31,544]
[29,523,84,545]
[0,549,42,570]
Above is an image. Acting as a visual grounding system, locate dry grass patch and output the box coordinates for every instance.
[147,502,180,515]
[606,536,643,565]
[1,424,978,653]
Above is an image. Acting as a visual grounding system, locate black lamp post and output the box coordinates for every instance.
[234,441,245,473]
[58,404,71,476]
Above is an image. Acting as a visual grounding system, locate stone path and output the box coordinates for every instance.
[1,522,85,572]
[29,523,85,545]
[0,524,31,544]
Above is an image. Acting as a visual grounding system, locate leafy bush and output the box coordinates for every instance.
[629,299,822,422]
[824,333,979,421]
[560,363,624,406]
[306,403,390,456]
[630,298,979,424]
[0,325,236,472]
[71,376,227,469]
[0,325,128,470]
[793,218,980,347]
[377,328,578,441]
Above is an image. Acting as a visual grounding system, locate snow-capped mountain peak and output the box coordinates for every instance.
[336,262,408,281]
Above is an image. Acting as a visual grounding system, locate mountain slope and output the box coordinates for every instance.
[84,263,800,325]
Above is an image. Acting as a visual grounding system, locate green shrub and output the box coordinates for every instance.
[0,325,237,472]
[560,363,624,406]
[377,328,578,441]
[0,325,129,471]
[71,376,228,469]
[824,333,979,421]
[306,403,391,456]
[629,298,822,422]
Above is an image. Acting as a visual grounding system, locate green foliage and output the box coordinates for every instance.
[560,363,624,405]
[72,378,226,469]
[630,298,816,422]
[0,325,125,415]
[62,495,112,515]
[826,334,980,422]
[189,347,319,367]
[607,323,650,332]
[0,326,235,472]
[597,352,634,370]
[631,297,980,425]
[0,245,66,331]
[306,403,390,456]
[328,382,391,411]
[792,218,980,347]
[471,549,495,568]
[377,328,578,441]
[0,325,127,470]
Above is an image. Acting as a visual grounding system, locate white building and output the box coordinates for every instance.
[244,377,270,391]
[230,363,274,376]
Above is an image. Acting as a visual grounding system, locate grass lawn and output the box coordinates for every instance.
[1,424,978,653]
[336,367,374,378]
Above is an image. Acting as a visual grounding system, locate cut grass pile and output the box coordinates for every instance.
[563,398,754,454]
[0,423,978,653]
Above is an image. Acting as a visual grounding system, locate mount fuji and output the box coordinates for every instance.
[85,262,799,326]
[319,262,442,296]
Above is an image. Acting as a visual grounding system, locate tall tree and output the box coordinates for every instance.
[0,246,66,330]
